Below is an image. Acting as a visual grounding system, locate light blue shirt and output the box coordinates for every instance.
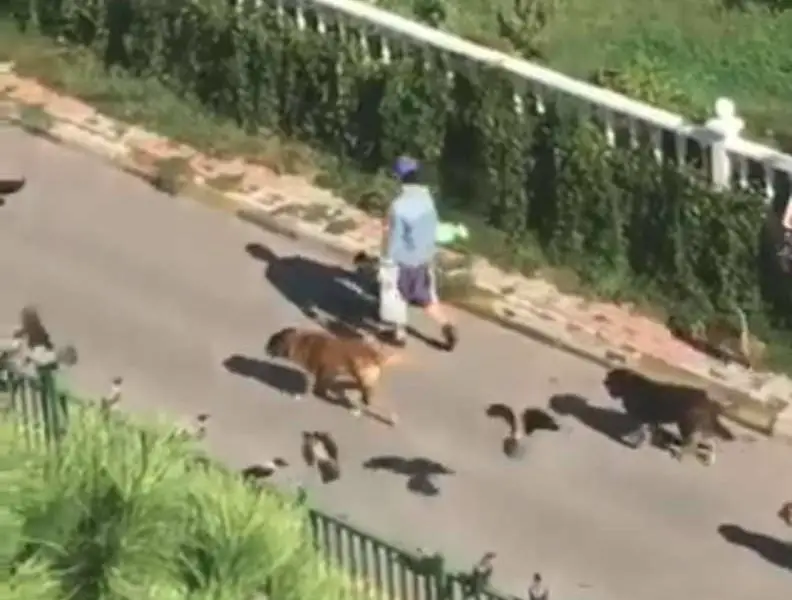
[385,184,438,267]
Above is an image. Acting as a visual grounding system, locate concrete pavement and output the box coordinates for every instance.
[1,127,791,600]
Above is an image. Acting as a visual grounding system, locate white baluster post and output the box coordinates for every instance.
[705,98,744,191]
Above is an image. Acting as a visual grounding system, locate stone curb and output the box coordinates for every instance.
[2,78,790,441]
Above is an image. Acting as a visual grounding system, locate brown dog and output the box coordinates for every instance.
[265,327,400,425]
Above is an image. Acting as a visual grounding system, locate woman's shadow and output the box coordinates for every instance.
[246,242,378,335]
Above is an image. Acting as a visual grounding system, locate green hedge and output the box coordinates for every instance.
[0,403,359,600]
[9,0,787,336]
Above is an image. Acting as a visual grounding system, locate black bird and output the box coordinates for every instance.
[522,407,561,435]
[13,306,79,367]
[17,305,53,350]
[241,458,289,483]
[486,403,523,458]
[462,551,496,596]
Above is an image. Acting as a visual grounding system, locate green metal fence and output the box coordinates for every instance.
[307,508,512,600]
[2,368,514,600]
[1,367,69,450]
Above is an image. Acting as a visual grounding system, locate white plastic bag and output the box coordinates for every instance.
[377,260,407,326]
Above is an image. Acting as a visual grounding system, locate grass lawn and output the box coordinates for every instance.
[373,0,792,146]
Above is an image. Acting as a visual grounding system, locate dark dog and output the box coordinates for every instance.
[604,368,734,465]
[265,327,401,425]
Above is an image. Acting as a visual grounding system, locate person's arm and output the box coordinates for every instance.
[384,205,402,262]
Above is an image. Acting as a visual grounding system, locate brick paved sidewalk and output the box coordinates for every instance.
[2,70,791,438]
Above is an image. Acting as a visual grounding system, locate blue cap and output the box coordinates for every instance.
[393,156,419,179]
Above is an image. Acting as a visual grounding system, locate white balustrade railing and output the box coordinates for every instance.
[256,0,792,207]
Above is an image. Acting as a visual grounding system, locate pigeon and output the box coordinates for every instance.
[302,431,340,483]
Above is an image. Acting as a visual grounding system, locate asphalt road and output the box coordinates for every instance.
[1,127,790,600]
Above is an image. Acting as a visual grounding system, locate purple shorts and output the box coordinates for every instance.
[396,264,437,307]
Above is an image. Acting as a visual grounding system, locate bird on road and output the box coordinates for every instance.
[302,431,340,483]
[486,405,561,459]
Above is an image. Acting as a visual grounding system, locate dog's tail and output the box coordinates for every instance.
[379,346,405,366]
[0,178,26,196]
[364,333,405,367]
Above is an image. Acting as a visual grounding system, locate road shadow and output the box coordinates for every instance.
[718,524,792,571]
[223,354,359,412]
[549,393,639,448]
[246,242,378,336]
[363,455,454,497]
[223,354,308,397]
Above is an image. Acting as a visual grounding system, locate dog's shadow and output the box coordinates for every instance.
[363,455,454,497]
[223,354,308,397]
[549,394,632,443]
[718,524,792,571]
[550,393,678,450]
[223,354,361,411]
[549,394,645,448]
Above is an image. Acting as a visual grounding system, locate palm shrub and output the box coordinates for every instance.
[0,405,352,600]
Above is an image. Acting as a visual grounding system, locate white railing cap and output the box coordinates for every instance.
[312,0,687,127]
[308,0,792,173]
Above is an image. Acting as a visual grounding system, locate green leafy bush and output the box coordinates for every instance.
[8,0,785,344]
[0,406,354,600]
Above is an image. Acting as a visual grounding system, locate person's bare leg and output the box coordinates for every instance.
[424,301,458,351]
[424,301,448,324]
